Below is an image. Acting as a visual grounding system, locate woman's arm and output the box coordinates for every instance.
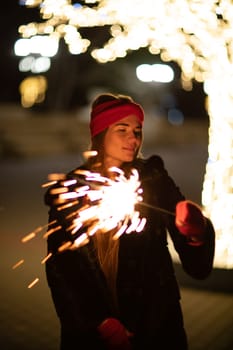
[143,155,215,280]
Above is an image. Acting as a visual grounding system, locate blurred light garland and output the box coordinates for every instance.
[19,0,233,269]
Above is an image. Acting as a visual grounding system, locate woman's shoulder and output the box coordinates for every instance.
[134,155,165,172]
[132,155,167,184]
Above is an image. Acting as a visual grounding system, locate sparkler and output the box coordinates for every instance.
[17,162,175,288]
[44,166,147,250]
[21,164,176,255]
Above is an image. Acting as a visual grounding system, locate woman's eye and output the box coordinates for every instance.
[134,131,142,138]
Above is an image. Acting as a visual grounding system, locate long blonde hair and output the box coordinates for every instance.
[85,93,143,305]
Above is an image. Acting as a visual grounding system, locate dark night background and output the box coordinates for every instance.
[1,3,232,350]
[0,2,40,104]
[0,1,208,118]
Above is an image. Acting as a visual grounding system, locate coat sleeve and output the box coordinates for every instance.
[147,155,215,280]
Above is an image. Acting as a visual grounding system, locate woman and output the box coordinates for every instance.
[45,93,215,349]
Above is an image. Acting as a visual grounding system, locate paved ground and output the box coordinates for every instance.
[1,147,233,350]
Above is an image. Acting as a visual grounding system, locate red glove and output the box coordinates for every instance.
[175,200,206,246]
[98,318,132,350]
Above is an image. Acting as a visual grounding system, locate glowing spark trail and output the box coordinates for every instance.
[47,167,147,250]
[27,278,39,289]
[21,220,57,243]
[12,259,25,269]
[41,253,52,264]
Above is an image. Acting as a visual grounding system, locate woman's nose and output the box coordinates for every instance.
[128,130,137,140]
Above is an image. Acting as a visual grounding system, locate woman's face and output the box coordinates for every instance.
[103,114,143,168]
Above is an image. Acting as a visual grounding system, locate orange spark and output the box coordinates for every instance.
[12,259,24,269]
[41,252,52,264]
[27,278,39,289]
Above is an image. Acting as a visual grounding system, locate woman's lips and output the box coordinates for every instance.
[123,147,135,153]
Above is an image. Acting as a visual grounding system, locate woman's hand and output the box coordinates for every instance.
[98,318,133,349]
[175,200,206,246]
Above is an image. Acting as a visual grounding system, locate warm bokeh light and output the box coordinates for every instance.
[18,0,233,268]
[14,35,59,57]
[136,63,174,83]
[19,75,47,108]
[19,55,51,73]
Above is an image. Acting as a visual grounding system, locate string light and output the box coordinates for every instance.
[19,0,233,268]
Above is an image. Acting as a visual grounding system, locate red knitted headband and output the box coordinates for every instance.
[90,100,144,137]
